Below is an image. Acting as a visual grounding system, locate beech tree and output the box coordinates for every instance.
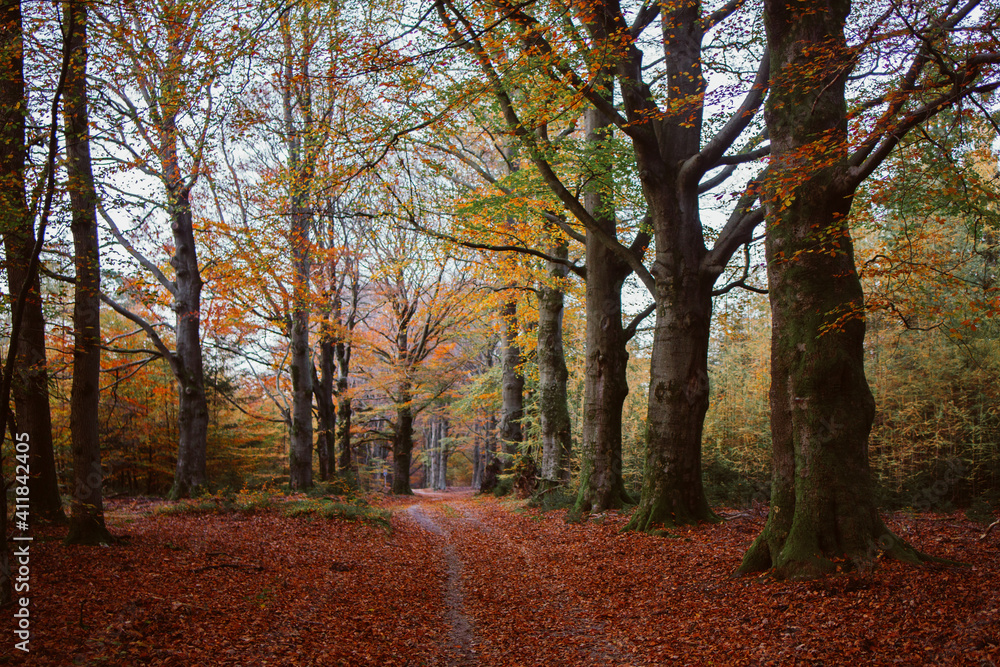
[435,0,770,528]
[1,0,64,523]
[91,0,249,498]
[364,216,478,494]
[741,0,1000,578]
[64,0,112,543]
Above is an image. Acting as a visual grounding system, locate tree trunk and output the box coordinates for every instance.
[335,297,354,474]
[315,333,334,481]
[576,103,632,513]
[739,0,928,578]
[63,0,111,543]
[436,419,448,490]
[498,297,523,469]
[472,440,482,490]
[0,0,21,603]
[2,0,64,523]
[625,266,716,530]
[167,185,209,500]
[392,381,415,495]
[537,241,572,486]
[288,208,313,489]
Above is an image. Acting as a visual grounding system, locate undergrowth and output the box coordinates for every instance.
[154,487,391,530]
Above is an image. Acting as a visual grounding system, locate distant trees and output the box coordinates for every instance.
[365,221,478,494]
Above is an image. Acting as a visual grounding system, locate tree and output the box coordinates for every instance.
[575,101,651,512]
[279,6,321,490]
[409,107,649,508]
[536,233,572,486]
[740,0,999,578]
[1,0,64,523]
[64,0,112,544]
[0,0,72,600]
[435,0,770,529]
[91,0,248,498]
[365,218,478,494]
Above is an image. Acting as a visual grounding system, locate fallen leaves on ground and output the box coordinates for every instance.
[2,493,998,666]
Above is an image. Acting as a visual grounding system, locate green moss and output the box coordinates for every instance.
[281,499,391,530]
[492,474,515,497]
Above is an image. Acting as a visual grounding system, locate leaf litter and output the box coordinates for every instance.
[2,494,998,666]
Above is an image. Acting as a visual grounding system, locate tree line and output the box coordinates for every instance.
[1,0,998,601]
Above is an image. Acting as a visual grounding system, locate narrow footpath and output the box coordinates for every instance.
[403,490,635,666]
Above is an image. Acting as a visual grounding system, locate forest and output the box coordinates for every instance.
[1,0,1000,662]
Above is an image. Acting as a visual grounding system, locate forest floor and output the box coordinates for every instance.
[2,490,999,666]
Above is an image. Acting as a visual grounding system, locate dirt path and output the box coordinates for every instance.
[402,492,634,666]
[406,502,478,666]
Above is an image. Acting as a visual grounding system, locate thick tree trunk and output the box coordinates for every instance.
[625,266,716,530]
[392,381,415,495]
[2,0,63,523]
[576,104,632,512]
[498,298,523,468]
[64,0,111,543]
[739,0,928,578]
[168,187,209,499]
[537,242,572,486]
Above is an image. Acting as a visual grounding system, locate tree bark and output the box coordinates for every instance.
[739,0,928,578]
[498,297,523,468]
[537,240,572,487]
[64,0,112,542]
[1,0,64,523]
[315,332,335,481]
[576,103,633,513]
[597,0,720,531]
[167,185,209,499]
[392,380,415,495]
[625,268,716,530]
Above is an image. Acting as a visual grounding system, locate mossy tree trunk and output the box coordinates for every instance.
[498,297,524,469]
[537,239,572,487]
[574,96,642,513]
[739,0,929,578]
